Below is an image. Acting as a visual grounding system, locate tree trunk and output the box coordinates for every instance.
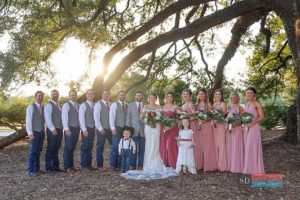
[0,128,27,150]
[282,103,297,143]
[295,1,300,144]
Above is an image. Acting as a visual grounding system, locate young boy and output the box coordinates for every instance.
[118,127,136,173]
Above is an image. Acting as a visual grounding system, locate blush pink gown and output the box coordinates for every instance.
[226,104,244,173]
[243,103,265,174]
[182,104,203,170]
[160,111,178,169]
[197,103,217,172]
[213,103,227,172]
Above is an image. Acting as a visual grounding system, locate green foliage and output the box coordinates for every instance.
[245,12,296,103]
[260,104,288,130]
[0,97,31,125]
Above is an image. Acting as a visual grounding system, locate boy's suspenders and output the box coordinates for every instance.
[121,138,131,150]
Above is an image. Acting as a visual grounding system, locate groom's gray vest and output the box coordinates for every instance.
[99,101,110,130]
[115,101,127,128]
[32,104,45,132]
[126,102,144,137]
[49,101,63,129]
[84,101,95,128]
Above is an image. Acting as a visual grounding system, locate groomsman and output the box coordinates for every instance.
[62,90,80,173]
[109,90,127,171]
[79,89,95,170]
[94,89,112,172]
[26,91,45,176]
[44,89,63,173]
[126,90,145,170]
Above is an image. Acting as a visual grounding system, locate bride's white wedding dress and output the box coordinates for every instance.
[121,109,177,180]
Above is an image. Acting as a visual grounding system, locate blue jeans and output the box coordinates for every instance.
[130,135,145,168]
[110,126,123,168]
[45,128,63,171]
[96,128,112,167]
[63,126,80,170]
[28,131,45,174]
[121,149,132,173]
[80,127,95,168]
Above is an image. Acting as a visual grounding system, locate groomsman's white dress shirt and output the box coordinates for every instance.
[79,100,94,132]
[62,100,79,131]
[109,100,126,131]
[44,100,60,132]
[94,99,110,132]
[26,102,42,135]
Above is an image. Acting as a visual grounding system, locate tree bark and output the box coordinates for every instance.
[0,128,27,150]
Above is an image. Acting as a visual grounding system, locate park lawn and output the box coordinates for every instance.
[0,129,299,200]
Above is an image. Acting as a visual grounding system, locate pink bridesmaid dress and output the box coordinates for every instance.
[213,103,227,171]
[243,102,265,174]
[160,111,178,168]
[182,105,203,170]
[226,104,244,173]
[197,104,217,172]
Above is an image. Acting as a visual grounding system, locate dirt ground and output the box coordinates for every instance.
[0,129,299,200]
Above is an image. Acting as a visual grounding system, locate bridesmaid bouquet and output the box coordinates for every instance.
[198,110,213,130]
[241,112,254,132]
[225,112,242,133]
[211,109,226,128]
[143,110,161,128]
[160,115,176,131]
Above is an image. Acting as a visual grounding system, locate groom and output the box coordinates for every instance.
[126,90,145,170]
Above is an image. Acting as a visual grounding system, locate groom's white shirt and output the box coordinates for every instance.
[135,101,143,110]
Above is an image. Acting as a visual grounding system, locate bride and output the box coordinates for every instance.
[121,93,177,180]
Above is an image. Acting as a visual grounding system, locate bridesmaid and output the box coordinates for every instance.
[160,92,179,168]
[243,87,265,174]
[226,92,244,173]
[213,89,227,172]
[196,88,217,172]
[181,88,202,170]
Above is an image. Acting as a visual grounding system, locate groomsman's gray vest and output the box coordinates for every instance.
[115,101,127,127]
[49,101,63,129]
[68,102,79,127]
[84,101,95,128]
[32,103,45,132]
[100,101,110,129]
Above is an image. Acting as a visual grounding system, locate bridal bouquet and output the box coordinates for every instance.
[198,110,213,130]
[225,112,241,133]
[143,110,161,128]
[241,112,254,132]
[211,109,226,128]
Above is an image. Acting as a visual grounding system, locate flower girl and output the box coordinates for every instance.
[176,118,196,174]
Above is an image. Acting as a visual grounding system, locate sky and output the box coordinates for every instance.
[1,21,257,97]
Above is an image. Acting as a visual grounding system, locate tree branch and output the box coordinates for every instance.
[103,0,268,91]
[211,9,268,95]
